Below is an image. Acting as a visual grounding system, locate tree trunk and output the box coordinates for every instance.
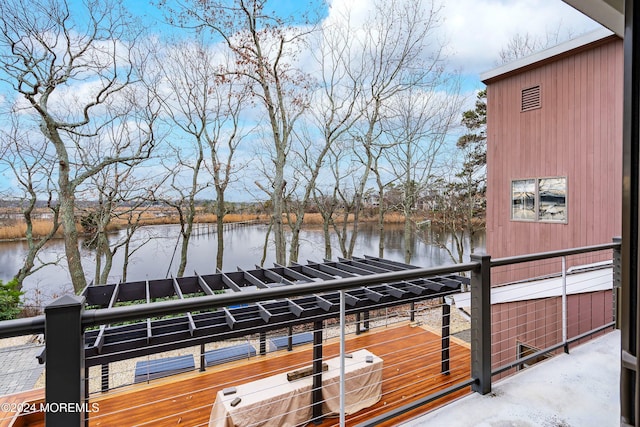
[272,153,287,265]
[404,215,412,264]
[60,193,86,293]
[215,194,226,270]
[100,235,114,285]
[323,218,332,260]
[177,223,193,277]
[289,226,301,264]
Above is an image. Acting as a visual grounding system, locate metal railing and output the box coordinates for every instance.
[0,239,621,427]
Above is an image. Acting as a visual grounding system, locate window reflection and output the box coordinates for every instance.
[538,178,566,221]
[511,177,567,222]
[511,179,535,220]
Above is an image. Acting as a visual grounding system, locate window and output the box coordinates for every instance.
[511,177,567,222]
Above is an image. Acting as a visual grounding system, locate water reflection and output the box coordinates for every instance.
[0,223,484,306]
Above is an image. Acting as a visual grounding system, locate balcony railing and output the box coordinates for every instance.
[0,239,620,427]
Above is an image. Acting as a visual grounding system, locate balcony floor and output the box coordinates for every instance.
[402,329,620,427]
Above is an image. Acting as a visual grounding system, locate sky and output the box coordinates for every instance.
[440,0,600,87]
[0,0,603,201]
[124,0,601,93]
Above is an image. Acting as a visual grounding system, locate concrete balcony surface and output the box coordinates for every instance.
[403,330,620,427]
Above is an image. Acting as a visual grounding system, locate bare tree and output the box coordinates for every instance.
[0,113,61,289]
[283,13,365,263]
[384,84,462,263]
[0,0,158,292]
[81,163,158,285]
[156,142,208,277]
[331,0,448,258]
[498,25,575,64]
[164,0,316,265]
[156,41,249,270]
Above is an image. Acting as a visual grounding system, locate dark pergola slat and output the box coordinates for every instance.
[240,270,270,289]
[220,272,243,292]
[277,265,317,282]
[363,255,421,270]
[263,268,298,286]
[338,257,391,274]
[81,256,466,367]
[296,264,337,281]
[311,262,357,278]
[195,273,215,295]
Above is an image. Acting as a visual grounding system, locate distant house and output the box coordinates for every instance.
[364,193,380,208]
[481,28,623,284]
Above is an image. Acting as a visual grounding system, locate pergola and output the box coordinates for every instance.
[80,256,467,372]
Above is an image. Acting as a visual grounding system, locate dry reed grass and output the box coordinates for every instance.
[0,220,66,240]
[0,210,412,241]
[0,213,271,241]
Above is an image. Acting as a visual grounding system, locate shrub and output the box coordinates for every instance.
[0,279,23,321]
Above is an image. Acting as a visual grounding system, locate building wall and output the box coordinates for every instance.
[491,290,613,378]
[485,36,623,283]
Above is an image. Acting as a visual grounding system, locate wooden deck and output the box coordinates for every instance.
[1,322,471,427]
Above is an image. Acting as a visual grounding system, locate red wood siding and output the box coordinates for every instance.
[485,37,622,283]
[491,290,613,379]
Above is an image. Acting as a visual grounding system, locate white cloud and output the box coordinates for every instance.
[441,0,601,76]
[322,0,601,89]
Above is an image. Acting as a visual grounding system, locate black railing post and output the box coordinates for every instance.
[44,294,86,427]
[259,332,267,355]
[441,302,450,375]
[613,237,622,329]
[312,320,324,424]
[101,364,109,392]
[470,253,491,395]
[200,344,206,372]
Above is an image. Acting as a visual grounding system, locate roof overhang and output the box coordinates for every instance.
[562,0,624,36]
[480,27,616,83]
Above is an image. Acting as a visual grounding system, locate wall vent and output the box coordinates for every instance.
[521,85,541,112]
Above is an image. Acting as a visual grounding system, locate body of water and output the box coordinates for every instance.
[0,222,484,306]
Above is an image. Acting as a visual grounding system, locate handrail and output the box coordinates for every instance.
[0,315,45,339]
[491,241,620,268]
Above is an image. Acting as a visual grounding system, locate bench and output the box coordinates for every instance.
[269,332,314,352]
[134,355,195,383]
[204,343,257,367]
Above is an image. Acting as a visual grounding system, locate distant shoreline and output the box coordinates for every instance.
[0,210,432,242]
